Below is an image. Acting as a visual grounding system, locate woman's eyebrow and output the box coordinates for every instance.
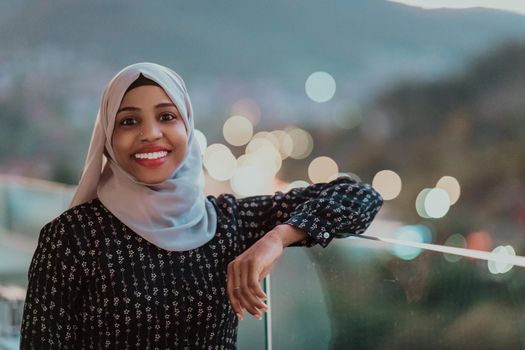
[155,102,176,109]
[117,106,140,114]
[116,103,176,114]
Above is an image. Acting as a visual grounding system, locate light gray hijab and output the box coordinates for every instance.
[69,62,217,251]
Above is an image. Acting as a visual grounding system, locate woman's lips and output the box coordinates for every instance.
[133,156,168,167]
[131,151,170,168]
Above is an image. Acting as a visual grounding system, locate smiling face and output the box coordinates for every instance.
[111,84,188,184]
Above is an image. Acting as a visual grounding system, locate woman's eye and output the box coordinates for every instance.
[120,118,137,126]
[160,113,177,121]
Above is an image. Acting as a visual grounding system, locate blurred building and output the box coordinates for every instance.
[0,285,25,350]
[0,176,73,349]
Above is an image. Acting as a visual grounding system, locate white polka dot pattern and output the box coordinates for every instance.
[20,176,382,349]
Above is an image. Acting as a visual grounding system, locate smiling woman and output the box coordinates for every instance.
[18,62,383,349]
[112,76,188,184]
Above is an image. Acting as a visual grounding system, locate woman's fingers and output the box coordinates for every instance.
[249,260,268,302]
[228,259,268,320]
[239,261,267,318]
[227,232,284,320]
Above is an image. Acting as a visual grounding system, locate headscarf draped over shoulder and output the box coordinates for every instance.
[69,62,217,251]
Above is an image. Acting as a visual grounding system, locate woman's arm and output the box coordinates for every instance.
[226,176,383,320]
[226,224,307,320]
[20,218,80,349]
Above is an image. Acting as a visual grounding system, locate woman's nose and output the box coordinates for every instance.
[140,120,163,141]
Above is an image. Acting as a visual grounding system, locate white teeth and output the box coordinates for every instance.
[134,151,168,160]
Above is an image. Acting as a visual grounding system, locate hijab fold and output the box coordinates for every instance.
[69,62,217,251]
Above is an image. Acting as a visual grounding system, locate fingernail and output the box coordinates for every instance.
[256,314,262,320]
[236,313,243,320]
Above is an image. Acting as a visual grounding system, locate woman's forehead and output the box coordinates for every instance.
[125,73,161,93]
[117,87,180,118]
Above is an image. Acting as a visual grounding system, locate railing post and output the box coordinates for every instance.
[263,274,272,350]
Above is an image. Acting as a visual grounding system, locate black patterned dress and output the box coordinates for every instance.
[20,177,383,349]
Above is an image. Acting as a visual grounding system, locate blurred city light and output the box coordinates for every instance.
[488,245,516,274]
[230,164,273,197]
[372,170,402,200]
[436,175,461,205]
[308,156,339,183]
[443,233,467,263]
[415,188,432,218]
[466,230,493,252]
[251,131,280,149]
[245,138,282,175]
[424,188,450,218]
[305,71,336,103]
[270,130,294,159]
[0,285,26,300]
[223,115,253,146]
[203,143,237,181]
[286,127,314,159]
[393,224,432,260]
[416,187,450,218]
[245,136,274,153]
[236,153,259,168]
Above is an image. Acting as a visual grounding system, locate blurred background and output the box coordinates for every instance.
[1,0,525,349]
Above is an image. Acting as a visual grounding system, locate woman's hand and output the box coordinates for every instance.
[226,224,307,320]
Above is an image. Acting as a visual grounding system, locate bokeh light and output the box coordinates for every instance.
[372,170,402,200]
[251,131,280,149]
[270,130,294,159]
[443,233,467,263]
[436,175,461,205]
[415,188,432,218]
[308,156,339,183]
[488,245,516,274]
[230,165,273,197]
[223,115,253,146]
[194,129,207,155]
[286,128,314,159]
[466,230,493,252]
[232,150,277,196]
[236,153,259,168]
[203,143,237,181]
[305,71,336,103]
[424,188,450,218]
[393,225,432,260]
[416,188,450,218]
[245,138,282,175]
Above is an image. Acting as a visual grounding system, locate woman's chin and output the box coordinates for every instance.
[138,175,170,185]
[127,168,169,184]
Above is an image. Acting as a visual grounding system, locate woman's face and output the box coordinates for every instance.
[112,84,188,184]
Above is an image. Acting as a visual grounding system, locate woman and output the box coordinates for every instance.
[20,62,383,349]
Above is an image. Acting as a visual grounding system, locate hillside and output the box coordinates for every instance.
[1,0,525,97]
[305,41,525,241]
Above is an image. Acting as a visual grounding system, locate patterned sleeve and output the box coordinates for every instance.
[20,218,81,349]
[221,176,383,253]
